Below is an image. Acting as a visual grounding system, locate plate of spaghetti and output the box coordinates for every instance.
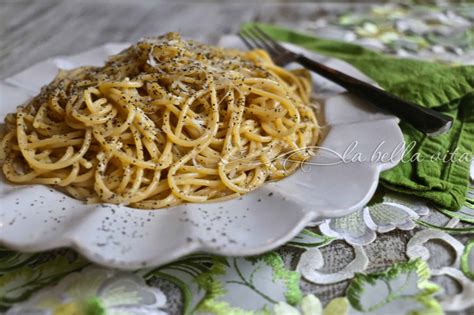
[0,33,403,269]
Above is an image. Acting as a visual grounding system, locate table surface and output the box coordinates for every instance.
[1,1,473,315]
[0,1,377,79]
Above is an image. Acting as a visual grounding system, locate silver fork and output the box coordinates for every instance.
[239,26,452,136]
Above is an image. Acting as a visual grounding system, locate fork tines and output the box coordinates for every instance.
[239,26,295,66]
[241,26,283,51]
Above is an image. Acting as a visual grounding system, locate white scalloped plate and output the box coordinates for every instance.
[0,38,404,269]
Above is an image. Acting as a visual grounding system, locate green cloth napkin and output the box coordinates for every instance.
[241,23,474,210]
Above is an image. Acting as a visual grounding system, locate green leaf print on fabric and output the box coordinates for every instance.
[0,249,40,274]
[195,252,301,315]
[461,239,474,280]
[286,229,335,249]
[142,254,218,315]
[346,259,442,315]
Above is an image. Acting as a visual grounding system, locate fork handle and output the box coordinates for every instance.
[295,54,452,136]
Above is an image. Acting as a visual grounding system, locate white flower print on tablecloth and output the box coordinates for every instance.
[273,294,349,315]
[407,229,474,312]
[318,190,430,246]
[277,260,442,315]
[6,267,167,315]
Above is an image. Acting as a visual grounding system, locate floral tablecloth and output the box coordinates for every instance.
[1,4,473,315]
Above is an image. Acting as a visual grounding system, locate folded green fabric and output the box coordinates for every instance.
[241,23,474,210]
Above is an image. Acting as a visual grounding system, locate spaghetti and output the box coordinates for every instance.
[0,33,319,209]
